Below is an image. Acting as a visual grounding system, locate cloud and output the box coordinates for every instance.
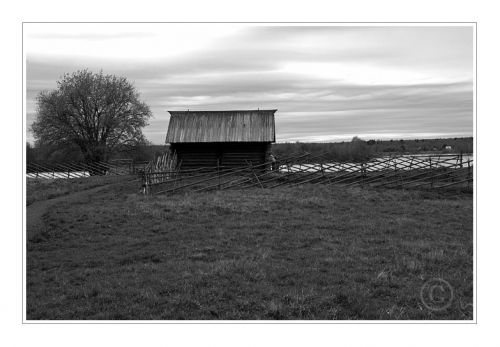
[24,24,473,144]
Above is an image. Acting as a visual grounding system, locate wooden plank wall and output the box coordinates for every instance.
[171,142,271,170]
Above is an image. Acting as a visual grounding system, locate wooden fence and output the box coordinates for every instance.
[142,153,473,195]
[26,159,149,179]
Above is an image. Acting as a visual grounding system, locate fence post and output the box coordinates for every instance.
[399,159,404,188]
[217,159,221,190]
[142,171,152,195]
[361,162,365,187]
[467,160,471,190]
[142,172,146,194]
[247,160,264,188]
[393,162,399,188]
[429,157,433,188]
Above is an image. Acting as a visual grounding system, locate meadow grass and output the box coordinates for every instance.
[26,181,473,320]
[26,175,136,206]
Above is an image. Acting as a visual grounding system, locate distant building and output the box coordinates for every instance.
[165,109,276,170]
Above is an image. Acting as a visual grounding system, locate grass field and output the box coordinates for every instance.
[26,180,473,320]
[26,175,135,206]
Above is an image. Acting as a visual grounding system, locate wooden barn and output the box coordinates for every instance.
[165,109,276,170]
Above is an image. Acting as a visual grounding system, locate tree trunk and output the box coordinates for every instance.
[84,150,108,176]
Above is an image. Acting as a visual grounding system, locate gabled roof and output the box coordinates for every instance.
[165,110,276,143]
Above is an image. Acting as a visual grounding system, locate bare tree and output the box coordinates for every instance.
[32,70,152,171]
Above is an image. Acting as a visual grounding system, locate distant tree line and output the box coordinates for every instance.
[271,137,473,162]
[364,137,473,154]
[27,136,473,165]
[26,142,168,165]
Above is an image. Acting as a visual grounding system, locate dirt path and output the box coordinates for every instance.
[26,183,126,237]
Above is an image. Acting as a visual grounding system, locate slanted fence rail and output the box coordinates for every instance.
[26,159,149,179]
[142,153,473,195]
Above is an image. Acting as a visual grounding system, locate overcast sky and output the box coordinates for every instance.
[24,24,473,144]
